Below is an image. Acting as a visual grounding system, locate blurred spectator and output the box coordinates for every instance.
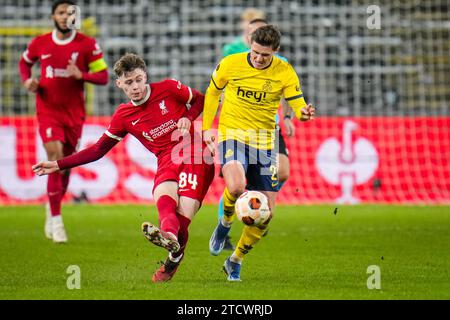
[222,8,266,57]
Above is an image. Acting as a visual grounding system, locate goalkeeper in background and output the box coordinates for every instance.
[203,25,315,281]
[222,8,266,57]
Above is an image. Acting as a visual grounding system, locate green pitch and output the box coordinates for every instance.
[0,204,449,300]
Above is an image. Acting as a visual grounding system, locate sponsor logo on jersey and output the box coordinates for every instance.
[131,118,141,126]
[142,131,154,141]
[46,127,52,138]
[295,85,300,92]
[142,120,177,141]
[236,87,267,103]
[45,66,71,79]
[224,149,234,159]
[41,54,52,60]
[159,100,168,115]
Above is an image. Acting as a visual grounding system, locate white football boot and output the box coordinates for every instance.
[44,203,53,240]
[52,216,68,243]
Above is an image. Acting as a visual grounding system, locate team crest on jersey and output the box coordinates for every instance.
[262,80,272,92]
[142,131,154,141]
[159,100,168,115]
[71,52,79,63]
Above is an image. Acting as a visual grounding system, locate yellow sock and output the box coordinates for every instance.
[233,223,268,261]
[222,188,237,225]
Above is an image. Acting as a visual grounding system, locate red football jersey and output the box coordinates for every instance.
[106,79,200,160]
[22,30,105,125]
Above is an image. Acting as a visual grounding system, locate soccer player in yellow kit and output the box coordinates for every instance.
[202,25,315,281]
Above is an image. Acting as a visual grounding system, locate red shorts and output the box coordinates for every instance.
[153,153,215,204]
[37,113,83,155]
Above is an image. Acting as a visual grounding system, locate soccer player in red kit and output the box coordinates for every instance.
[19,1,109,243]
[32,53,215,282]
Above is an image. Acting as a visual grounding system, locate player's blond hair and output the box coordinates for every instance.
[113,53,147,77]
[240,8,266,23]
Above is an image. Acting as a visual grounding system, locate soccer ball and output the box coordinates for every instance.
[235,191,271,226]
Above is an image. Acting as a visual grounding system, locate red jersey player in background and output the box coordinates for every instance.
[19,1,109,243]
[32,53,215,282]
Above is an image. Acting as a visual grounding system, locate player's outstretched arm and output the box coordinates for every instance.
[23,78,40,93]
[32,134,119,175]
[288,97,315,122]
[202,87,222,156]
[299,103,315,121]
[32,161,60,176]
[281,97,295,137]
[19,56,39,93]
[203,129,216,156]
[183,91,205,122]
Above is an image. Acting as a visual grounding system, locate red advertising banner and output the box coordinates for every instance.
[0,116,449,205]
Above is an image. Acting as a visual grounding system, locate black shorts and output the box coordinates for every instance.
[275,125,289,157]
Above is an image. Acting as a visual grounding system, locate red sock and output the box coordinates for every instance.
[156,195,179,237]
[62,145,74,198]
[61,171,70,197]
[172,213,191,258]
[48,172,62,217]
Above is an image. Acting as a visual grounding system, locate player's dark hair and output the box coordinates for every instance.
[251,25,281,50]
[52,0,76,14]
[249,18,268,25]
[114,53,147,77]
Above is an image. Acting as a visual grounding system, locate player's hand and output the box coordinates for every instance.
[32,161,60,176]
[23,78,39,93]
[203,129,216,156]
[177,117,191,136]
[66,59,83,80]
[300,104,315,121]
[283,117,296,137]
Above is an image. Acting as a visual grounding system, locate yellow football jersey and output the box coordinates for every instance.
[203,52,307,150]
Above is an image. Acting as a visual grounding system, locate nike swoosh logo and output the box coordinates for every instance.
[41,54,52,60]
[132,118,141,126]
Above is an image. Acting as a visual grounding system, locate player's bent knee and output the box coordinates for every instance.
[227,184,246,198]
[153,181,179,203]
[177,196,200,220]
[44,141,64,159]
